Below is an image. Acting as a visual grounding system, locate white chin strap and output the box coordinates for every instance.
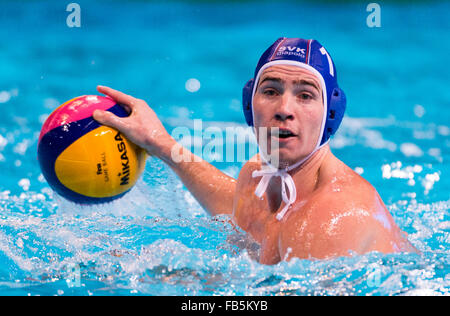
[252,143,327,221]
[250,60,329,221]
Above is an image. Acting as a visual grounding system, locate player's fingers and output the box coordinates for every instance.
[93,109,128,131]
[97,85,138,112]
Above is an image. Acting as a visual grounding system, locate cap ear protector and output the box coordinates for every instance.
[242,37,347,146]
[242,78,254,126]
[321,87,346,144]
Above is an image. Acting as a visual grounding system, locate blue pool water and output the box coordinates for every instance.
[0,1,449,295]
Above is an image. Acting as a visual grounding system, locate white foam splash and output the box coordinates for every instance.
[400,143,423,157]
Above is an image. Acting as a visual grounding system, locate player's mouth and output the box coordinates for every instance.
[270,128,298,145]
[271,128,298,140]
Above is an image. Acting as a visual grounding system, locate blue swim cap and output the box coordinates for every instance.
[242,37,346,146]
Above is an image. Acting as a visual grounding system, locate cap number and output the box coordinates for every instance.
[319,47,334,77]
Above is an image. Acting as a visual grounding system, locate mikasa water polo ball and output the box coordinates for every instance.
[37,95,146,203]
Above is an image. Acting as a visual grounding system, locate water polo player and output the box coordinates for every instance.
[93,37,416,264]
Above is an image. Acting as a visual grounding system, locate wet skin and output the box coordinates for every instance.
[233,147,416,264]
[233,65,415,263]
[93,65,416,265]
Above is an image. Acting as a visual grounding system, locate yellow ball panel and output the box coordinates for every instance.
[54,126,146,198]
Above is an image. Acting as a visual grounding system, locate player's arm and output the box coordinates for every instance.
[93,85,236,216]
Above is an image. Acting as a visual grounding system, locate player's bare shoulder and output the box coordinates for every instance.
[308,157,384,228]
[235,154,262,187]
[279,157,401,258]
[309,167,414,256]
[232,155,265,235]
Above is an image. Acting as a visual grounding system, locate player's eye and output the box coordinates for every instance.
[299,92,313,100]
[263,88,278,96]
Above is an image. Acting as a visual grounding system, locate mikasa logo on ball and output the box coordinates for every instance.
[114,131,130,186]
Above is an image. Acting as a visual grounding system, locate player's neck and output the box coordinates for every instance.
[265,145,331,212]
[289,144,330,197]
